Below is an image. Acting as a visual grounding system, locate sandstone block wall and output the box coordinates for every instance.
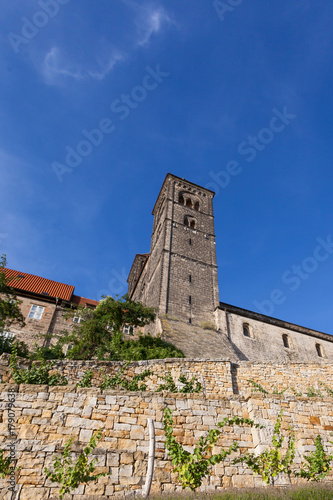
[1,385,333,499]
[1,355,333,398]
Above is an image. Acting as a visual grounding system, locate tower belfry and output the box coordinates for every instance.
[128,173,219,325]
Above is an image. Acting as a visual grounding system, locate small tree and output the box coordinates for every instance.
[163,407,262,490]
[296,435,333,482]
[58,294,156,360]
[233,410,295,485]
[0,254,25,335]
[45,431,106,499]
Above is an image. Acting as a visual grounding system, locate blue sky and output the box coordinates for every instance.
[1,0,333,334]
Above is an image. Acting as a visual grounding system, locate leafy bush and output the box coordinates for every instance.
[296,435,333,482]
[59,295,157,360]
[29,343,64,361]
[157,371,202,393]
[0,336,29,358]
[76,369,94,388]
[10,343,67,386]
[45,431,106,499]
[95,332,185,361]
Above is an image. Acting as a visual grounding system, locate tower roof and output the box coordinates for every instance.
[152,173,215,215]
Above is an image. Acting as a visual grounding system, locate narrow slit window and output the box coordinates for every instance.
[282,334,290,348]
[189,275,192,283]
[189,238,192,245]
[189,295,192,305]
[316,343,323,357]
[243,323,250,337]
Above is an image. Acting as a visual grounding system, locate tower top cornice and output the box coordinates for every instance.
[152,173,215,215]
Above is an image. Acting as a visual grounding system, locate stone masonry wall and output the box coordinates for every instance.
[1,355,333,397]
[1,385,333,499]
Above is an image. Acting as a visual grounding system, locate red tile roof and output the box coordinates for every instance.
[3,268,75,301]
[72,295,99,307]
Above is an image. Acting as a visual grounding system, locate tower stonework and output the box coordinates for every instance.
[128,173,219,325]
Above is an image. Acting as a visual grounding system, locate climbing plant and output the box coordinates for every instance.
[45,431,106,499]
[163,407,262,490]
[233,410,296,485]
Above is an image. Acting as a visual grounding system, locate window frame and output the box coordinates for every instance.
[242,323,252,338]
[28,304,45,320]
[0,331,15,340]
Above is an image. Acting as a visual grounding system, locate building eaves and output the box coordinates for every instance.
[219,301,333,343]
[3,268,75,302]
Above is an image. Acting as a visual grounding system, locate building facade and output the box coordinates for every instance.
[128,173,333,362]
[0,268,98,351]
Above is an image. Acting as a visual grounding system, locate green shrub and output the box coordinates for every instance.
[157,371,202,393]
[30,343,64,361]
[0,336,29,358]
[100,362,151,391]
[10,343,67,386]
[76,369,94,388]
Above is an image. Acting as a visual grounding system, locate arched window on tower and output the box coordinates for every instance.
[190,220,196,229]
[282,334,290,348]
[179,194,185,205]
[186,198,193,208]
[194,201,200,211]
[184,217,189,227]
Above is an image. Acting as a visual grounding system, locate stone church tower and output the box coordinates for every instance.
[128,173,219,325]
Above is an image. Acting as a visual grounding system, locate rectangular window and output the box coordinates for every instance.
[73,315,82,324]
[0,331,15,340]
[28,305,45,320]
[123,324,134,335]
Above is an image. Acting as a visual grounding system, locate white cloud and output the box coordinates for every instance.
[135,6,173,47]
[42,47,125,85]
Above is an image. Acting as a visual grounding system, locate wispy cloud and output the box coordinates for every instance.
[135,6,173,47]
[42,46,125,84]
[121,0,175,47]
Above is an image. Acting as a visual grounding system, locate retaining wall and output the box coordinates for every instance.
[1,355,333,397]
[0,384,333,499]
